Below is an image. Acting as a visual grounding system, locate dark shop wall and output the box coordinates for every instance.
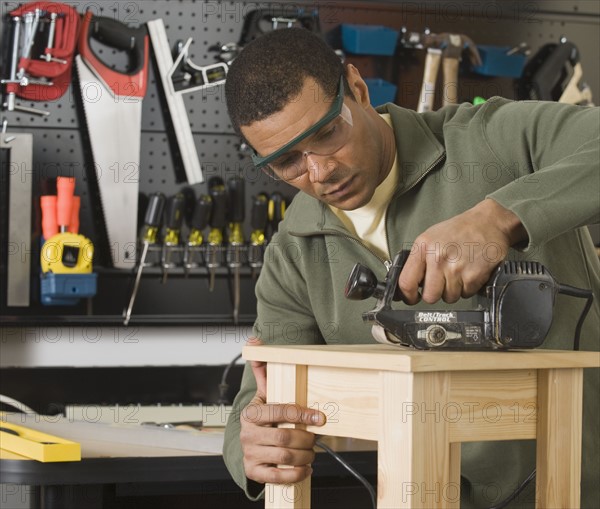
[1,0,598,326]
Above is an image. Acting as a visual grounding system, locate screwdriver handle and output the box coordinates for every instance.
[164,193,185,231]
[68,196,80,234]
[227,176,245,223]
[191,194,212,231]
[40,195,58,239]
[56,176,75,230]
[251,193,269,232]
[209,186,227,231]
[144,192,166,227]
[268,192,286,232]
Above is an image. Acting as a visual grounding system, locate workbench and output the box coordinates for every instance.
[0,424,376,509]
[243,344,600,509]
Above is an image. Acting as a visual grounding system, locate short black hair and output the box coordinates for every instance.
[225,28,350,137]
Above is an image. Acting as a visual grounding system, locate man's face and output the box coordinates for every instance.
[241,74,391,210]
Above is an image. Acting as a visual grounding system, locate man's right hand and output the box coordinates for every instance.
[240,338,327,485]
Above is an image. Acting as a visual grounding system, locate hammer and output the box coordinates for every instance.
[411,29,443,113]
[439,34,482,106]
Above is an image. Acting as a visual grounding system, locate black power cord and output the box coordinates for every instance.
[218,352,243,405]
[315,438,377,509]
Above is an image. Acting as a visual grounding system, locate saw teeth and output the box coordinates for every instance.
[75,55,140,269]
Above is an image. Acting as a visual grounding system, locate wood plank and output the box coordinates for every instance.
[243,345,600,373]
[448,443,461,509]
[305,366,379,441]
[448,370,537,442]
[265,363,311,509]
[535,368,583,509]
[378,371,452,508]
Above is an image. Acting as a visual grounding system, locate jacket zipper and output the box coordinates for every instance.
[290,151,447,271]
[382,151,446,261]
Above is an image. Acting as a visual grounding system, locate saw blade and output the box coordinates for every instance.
[75,55,141,269]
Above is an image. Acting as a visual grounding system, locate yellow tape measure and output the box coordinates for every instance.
[40,232,94,274]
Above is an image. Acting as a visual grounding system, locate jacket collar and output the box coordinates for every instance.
[287,104,445,236]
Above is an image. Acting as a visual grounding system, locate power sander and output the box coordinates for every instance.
[345,250,593,350]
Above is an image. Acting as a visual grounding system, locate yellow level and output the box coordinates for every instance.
[0,421,81,462]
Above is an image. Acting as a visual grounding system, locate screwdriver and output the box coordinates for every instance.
[227,176,245,324]
[161,193,186,284]
[248,193,269,279]
[184,194,212,276]
[268,192,287,241]
[207,177,227,292]
[123,192,165,326]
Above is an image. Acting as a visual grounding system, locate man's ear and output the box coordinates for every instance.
[345,64,371,108]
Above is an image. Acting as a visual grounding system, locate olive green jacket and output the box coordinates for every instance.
[224,97,600,508]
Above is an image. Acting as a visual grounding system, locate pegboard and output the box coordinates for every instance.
[1,0,598,325]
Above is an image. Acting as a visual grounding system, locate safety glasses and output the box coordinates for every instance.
[251,76,353,181]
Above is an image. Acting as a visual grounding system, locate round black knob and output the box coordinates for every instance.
[345,263,378,300]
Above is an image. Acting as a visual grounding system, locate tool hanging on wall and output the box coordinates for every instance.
[267,192,287,241]
[402,29,481,112]
[226,176,246,324]
[206,177,227,291]
[147,19,228,185]
[238,7,321,46]
[161,193,185,284]
[75,11,149,270]
[1,2,80,113]
[123,192,166,326]
[40,176,97,306]
[248,193,269,279]
[518,38,594,106]
[183,194,212,276]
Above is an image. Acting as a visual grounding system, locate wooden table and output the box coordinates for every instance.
[243,344,600,509]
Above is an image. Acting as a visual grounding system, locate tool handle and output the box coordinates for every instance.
[210,188,227,230]
[144,192,166,227]
[68,196,80,234]
[56,176,75,229]
[227,176,245,223]
[417,48,442,113]
[78,11,149,97]
[442,57,459,106]
[164,193,185,230]
[268,192,286,227]
[251,193,269,231]
[209,177,227,230]
[40,195,58,239]
[191,194,212,231]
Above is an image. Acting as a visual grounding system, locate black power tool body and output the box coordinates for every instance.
[345,250,590,350]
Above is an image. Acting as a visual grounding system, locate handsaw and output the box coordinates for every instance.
[75,11,149,269]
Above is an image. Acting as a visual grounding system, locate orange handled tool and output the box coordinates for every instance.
[68,196,80,234]
[40,195,58,239]
[56,176,75,232]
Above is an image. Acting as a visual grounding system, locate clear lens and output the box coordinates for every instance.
[265,104,353,182]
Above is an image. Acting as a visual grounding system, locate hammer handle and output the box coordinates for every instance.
[442,57,460,106]
[417,48,442,113]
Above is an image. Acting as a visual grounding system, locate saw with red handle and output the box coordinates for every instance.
[75,11,149,269]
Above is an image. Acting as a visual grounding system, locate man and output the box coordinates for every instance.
[222,28,599,508]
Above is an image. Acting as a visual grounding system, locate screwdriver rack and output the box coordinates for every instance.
[1,0,598,326]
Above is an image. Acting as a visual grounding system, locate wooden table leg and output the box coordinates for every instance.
[536,368,583,509]
[379,371,454,508]
[265,363,311,509]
